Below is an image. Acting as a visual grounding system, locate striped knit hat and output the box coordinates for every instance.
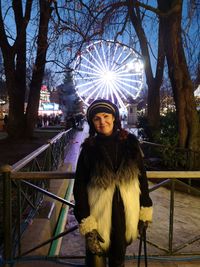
[87,99,119,123]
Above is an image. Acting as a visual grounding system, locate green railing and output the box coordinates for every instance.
[1,169,200,266]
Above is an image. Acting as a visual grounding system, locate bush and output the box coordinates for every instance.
[137,115,151,141]
[138,112,188,169]
[138,111,178,144]
[159,111,178,145]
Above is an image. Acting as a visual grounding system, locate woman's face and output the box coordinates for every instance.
[92,112,115,136]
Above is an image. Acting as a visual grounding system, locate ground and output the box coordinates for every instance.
[0,135,49,166]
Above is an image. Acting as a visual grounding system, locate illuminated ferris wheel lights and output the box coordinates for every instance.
[101,70,116,82]
[73,40,144,109]
[126,62,135,71]
[124,60,144,72]
[134,61,144,72]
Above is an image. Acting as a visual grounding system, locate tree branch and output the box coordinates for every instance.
[0,1,11,51]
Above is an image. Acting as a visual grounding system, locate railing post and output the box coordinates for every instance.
[61,133,66,162]
[46,141,52,171]
[168,179,175,254]
[1,165,12,265]
[17,180,22,257]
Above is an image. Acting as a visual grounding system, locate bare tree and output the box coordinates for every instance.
[157,0,200,167]
[0,0,95,138]
[0,0,54,138]
[127,1,165,139]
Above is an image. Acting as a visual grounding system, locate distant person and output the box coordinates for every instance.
[73,99,153,267]
[43,114,48,127]
[70,115,76,129]
[3,115,8,131]
[75,113,84,130]
[37,115,43,128]
[3,114,8,124]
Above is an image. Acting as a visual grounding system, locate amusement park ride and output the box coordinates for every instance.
[73,40,144,115]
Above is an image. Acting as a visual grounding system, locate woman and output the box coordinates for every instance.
[73,99,153,267]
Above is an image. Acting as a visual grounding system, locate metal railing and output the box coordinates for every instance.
[141,140,200,170]
[147,171,200,255]
[0,127,75,265]
[11,128,74,172]
[1,169,200,266]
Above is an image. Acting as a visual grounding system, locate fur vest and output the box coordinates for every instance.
[87,164,140,250]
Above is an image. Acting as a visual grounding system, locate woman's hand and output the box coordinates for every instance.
[85,229,105,255]
[138,220,148,236]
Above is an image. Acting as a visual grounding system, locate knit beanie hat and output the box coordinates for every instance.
[87,99,119,123]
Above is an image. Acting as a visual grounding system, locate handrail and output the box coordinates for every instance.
[11,128,72,172]
[10,171,74,180]
[48,129,71,144]
[141,140,200,153]
[12,144,50,172]
[140,140,165,147]
[147,171,200,179]
[9,170,200,180]
[1,168,200,263]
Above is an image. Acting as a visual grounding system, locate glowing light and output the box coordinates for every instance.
[134,61,144,72]
[73,40,144,110]
[102,71,115,82]
[126,62,135,71]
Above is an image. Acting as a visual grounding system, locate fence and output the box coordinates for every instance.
[141,140,200,170]
[147,171,200,255]
[1,168,200,266]
[0,127,75,266]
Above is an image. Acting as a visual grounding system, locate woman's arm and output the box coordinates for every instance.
[73,145,99,236]
[73,148,90,223]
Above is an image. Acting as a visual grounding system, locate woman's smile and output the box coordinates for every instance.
[92,112,115,136]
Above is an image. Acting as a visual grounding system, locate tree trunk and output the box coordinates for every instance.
[128,1,165,140]
[158,0,200,168]
[26,0,53,137]
[4,55,26,139]
[147,79,160,138]
[2,26,27,139]
[0,0,52,139]
[0,0,33,139]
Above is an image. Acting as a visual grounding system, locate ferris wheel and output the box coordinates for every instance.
[73,40,144,111]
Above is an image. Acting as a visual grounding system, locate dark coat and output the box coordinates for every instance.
[73,131,153,250]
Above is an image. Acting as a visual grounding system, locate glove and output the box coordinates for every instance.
[85,229,105,256]
[138,220,148,236]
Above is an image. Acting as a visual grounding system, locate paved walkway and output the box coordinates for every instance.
[63,123,89,173]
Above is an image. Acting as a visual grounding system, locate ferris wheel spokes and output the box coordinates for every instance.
[73,40,144,109]
[84,81,103,103]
